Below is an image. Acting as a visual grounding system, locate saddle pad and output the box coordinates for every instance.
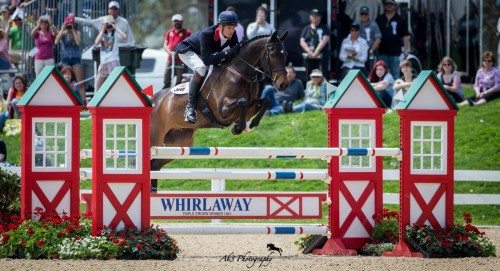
[170,82,189,95]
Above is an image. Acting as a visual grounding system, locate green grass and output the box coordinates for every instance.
[2,87,499,225]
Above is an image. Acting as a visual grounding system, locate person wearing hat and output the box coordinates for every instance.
[339,23,369,76]
[94,15,127,91]
[163,14,192,89]
[174,11,241,124]
[8,14,23,65]
[358,6,381,71]
[375,0,410,79]
[0,5,10,31]
[300,9,331,78]
[73,1,135,46]
[31,14,58,75]
[55,15,87,106]
[287,69,332,113]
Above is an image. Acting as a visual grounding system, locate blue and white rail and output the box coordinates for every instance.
[161,225,328,235]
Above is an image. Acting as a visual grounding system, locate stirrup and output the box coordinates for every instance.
[184,108,197,123]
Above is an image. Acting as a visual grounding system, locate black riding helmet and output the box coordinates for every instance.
[218,11,239,26]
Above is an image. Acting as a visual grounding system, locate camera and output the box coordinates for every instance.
[65,24,73,30]
[106,23,114,29]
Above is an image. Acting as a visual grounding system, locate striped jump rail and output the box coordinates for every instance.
[150,147,402,160]
[160,225,328,235]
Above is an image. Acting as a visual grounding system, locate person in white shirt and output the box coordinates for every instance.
[339,23,368,76]
[246,6,275,39]
[73,1,135,46]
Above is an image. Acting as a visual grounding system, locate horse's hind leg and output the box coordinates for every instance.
[247,97,271,131]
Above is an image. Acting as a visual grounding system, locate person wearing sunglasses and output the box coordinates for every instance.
[459,51,500,106]
[436,57,464,103]
[339,23,368,76]
[31,15,57,75]
[358,6,381,71]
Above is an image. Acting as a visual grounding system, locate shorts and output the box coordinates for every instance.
[97,60,120,76]
[62,57,81,66]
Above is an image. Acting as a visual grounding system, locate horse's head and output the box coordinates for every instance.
[261,31,288,91]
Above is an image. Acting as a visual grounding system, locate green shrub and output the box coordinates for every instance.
[0,169,20,214]
[59,236,118,259]
[371,208,399,244]
[294,234,320,250]
[360,243,394,256]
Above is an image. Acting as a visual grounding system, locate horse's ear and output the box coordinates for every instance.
[278,31,288,41]
[270,31,278,41]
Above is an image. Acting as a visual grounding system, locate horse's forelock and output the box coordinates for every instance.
[241,34,271,49]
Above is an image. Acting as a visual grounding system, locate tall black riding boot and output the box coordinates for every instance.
[184,72,204,123]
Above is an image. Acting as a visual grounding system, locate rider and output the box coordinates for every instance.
[174,11,241,124]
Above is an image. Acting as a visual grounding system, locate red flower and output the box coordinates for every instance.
[1,233,10,244]
[8,223,18,230]
[26,228,35,235]
[135,242,143,250]
[0,225,5,233]
[57,231,66,238]
[37,239,46,247]
[64,226,74,234]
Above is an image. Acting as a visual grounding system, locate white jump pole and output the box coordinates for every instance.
[161,225,328,235]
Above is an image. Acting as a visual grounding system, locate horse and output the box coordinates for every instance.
[150,31,289,192]
[267,243,282,256]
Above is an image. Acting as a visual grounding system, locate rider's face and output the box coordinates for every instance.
[220,25,236,39]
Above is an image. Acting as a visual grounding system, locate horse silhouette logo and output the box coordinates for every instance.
[267,243,282,256]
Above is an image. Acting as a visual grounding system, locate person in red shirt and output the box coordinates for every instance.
[163,14,191,89]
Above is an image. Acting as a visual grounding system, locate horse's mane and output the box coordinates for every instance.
[241,34,271,48]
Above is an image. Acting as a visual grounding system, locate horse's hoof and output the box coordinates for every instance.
[231,126,243,135]
[244,120,254,132]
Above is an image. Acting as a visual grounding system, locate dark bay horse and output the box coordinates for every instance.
[150,31,289,191]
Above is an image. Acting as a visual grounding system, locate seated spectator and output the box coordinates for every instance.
[392,60,415,107]
[436,56,464,103]
[246,6,274,39]
[260,66,304,115]
[56,15,86,106]
[73,1,135,46]
[0,23,12,69]
[289,69,329,113]
[6,75,27,118]
[459,51,500,106]
[61,66,76,91]
[0,139,6,162]
[94,15,126,91]
[368,60,394,108]
[339,22,368,76]
[31,15,57,75]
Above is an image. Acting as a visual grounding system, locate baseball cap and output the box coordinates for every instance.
[310,9,321,16]
[351,22,360,30]
[310,69,323,77]
[384,0,397,4]
[172,14,183,22]
[0,5,9,13]
[360,6,369,13]
[108,1,120,9]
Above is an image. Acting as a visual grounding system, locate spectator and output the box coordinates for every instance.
[56,15,86,106]
[260,65,304,115]
[290,69,329,113]
[74,1,135,46]
[226,6,244,42]
[8,14,22,65]
[163,13,191,89]
[174,11,240,124]
[0,23,12,69]
[436,56,464,103]
[246,6,274,40]
[94,15,127,91]
[300,9,331,76]
[0,6,9,31]
[0,140,6,162]
[31,15,57,75]
[61,66,77,92]
[392,60,415,107]
[358,6,381,71]
[368,60,394,108]
[376,0,410,79]
[339,22,368,76]
[6,74,27,118]
[458,51,500,106]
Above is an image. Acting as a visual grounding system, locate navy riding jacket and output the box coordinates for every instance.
[174,25,239,66]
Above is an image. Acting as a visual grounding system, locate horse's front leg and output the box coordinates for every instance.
[245,97,271,132]
[231,98,248,135]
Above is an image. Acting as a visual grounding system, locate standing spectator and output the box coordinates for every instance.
[339,23,368,76]
[74,1,135,46]
[260,65,304,116]
[55,15,86,106]
[163,13,191,89]
[0,6,10,31]
[290,69,329,113]
[0,23,12,69]
[436,56,464,103]
[300,9,331,76]
[376,0,410,79]
[246,6,274,40]
[392,60,415,107]
[226,6,244,42]
[6,75,27,118]
[368,60,394,108]
[459,51,500,106]
[358,6,381,71]
[8,14,22,65]
[94,15,127,91]
[31,15,57,75]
